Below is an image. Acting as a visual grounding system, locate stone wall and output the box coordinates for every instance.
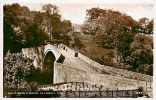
[54,63,147,90]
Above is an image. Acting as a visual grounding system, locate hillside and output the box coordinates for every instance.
[77,8,153,75]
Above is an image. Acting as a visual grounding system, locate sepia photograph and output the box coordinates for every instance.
[2,0,154,98]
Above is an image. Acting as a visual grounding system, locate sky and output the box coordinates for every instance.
[3,0,154,24]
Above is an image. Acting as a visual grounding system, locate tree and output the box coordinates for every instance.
[24,23,49,47]
[83,8,138,34]
[82,8,137,50]
[127,49,153,70]
[4,4,32,52]
[147,19,153,34]
[4,3,73,50]
[42,4,58,15]
[61,20,72,34]
[3,20,15,53]
[4,3,30,26]
[42,4,57,40]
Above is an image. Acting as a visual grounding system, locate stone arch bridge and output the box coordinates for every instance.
[22,43,153,97]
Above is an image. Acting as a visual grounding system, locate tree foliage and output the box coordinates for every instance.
[81,7,153,75]
[4,3,72,53]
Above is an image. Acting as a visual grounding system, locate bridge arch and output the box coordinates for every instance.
[43,51,56,71]
[42,44,63,84]
[44,44,61,62]
[42,51,55,84]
